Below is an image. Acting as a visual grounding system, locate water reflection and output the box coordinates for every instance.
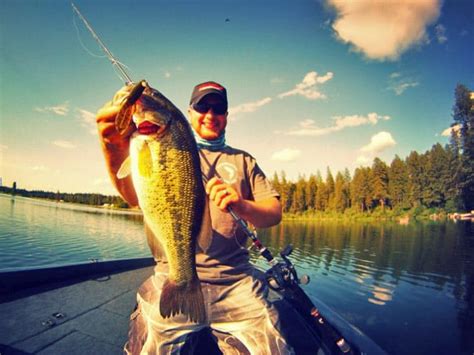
[258,220,472,293]
[0,194,149,269]
[255,220,474,354]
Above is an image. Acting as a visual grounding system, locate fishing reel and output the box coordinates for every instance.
[266,245,310,291]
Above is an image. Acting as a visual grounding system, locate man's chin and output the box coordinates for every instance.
[201,131,220,141]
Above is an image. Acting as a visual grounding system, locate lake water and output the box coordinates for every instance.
[1,193,473,354]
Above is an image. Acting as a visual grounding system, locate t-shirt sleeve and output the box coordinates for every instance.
[246,156,280,202]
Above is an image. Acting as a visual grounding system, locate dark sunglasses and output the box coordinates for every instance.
[192,102,227,115]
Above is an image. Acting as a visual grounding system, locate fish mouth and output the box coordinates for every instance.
[137,121,162,135]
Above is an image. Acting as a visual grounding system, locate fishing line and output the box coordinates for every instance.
[72,11,105,59]
[71,3,132,84]
[72,10,132,84]
[111,60,135,85]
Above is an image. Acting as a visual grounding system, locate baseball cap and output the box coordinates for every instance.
[189,81,228,107]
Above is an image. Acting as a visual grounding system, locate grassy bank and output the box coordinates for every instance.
[282,206,453,222]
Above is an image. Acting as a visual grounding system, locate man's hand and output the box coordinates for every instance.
[96,85,136,147]
[205,177,282,228]
[96,85,139,207]
[206,177,241,211]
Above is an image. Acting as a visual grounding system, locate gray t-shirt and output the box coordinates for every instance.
[195,146,280,283]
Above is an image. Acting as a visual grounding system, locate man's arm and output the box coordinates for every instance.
[96,86,139,207]
[231,197,282,228]
[206,177,282,228]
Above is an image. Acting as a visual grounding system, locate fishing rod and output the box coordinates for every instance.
[72,2,147,134]
[71,2,133,85]
[72,5,355,353]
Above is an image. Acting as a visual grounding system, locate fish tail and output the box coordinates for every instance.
[160,277,206,323]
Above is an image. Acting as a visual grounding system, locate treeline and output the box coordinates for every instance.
[271,83,474,215]
[0,185,129,208]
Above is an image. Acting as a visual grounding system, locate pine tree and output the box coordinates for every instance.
[406,151,426,207]
[452,84,474,211]
[424,144,451,207]
[315,172,326,211]
[445,143,463,211]
[278,171,292,213]
[343,168,352,209]
[291,175,307,213]
[305,174,318,211]
[371,158,389,210]
[286,183,296,213]
[333,172,346,212]
[389,155,409,209]
[351,167,371,212]
[326,167,335,210]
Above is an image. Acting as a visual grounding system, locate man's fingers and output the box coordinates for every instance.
[96,102,119,124]
[210,184,227,201]
[112,85,134,105]
[206,177,222,195]
[215,188,230,205]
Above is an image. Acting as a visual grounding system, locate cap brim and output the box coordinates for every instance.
[193,90,226,105]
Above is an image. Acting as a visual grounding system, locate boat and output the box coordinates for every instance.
[0,257,386,354]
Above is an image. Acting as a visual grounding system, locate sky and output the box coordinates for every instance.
[0,0,473,195]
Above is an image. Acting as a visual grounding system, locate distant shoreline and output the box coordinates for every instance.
[0,192,142,216]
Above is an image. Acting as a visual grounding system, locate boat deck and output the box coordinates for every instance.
[1,260,385,354]
[1,266,152,354]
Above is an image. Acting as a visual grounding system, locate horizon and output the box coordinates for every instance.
[1,0,473,195]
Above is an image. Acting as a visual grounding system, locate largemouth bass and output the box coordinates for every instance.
[117,83,210,323]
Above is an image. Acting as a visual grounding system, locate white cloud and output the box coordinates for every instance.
[278,71,334,100]
[287,113,390,136]
[435,24,448,44]
[77,108,97,135]
[441,124,461,137]
[271,148,302,162]
[387,73,420,95]
[35,102,69,116]
[227,70,333,118]
[229,97,272,116]
[360,131,396,153]
[52,140,76,149]
[327,0,441,61]
[390,81,419,96]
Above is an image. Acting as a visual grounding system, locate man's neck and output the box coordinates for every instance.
[192,128,227,151]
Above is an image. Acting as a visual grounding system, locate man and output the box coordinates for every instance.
[96,81,293,354]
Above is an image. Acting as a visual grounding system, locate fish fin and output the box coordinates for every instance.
[144,218,165,261]
[138,141,153,178]
[117,156,131,179]
[160,277,206,323]
[197,197,213,252]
